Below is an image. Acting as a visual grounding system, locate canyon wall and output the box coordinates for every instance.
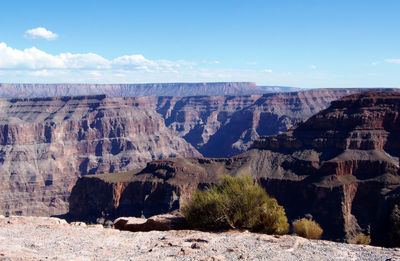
[0,95,200,216]
[0,88,395,218]
[156,88,372,157]
[70,91,400,245]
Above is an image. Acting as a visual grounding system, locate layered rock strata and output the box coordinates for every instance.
[1,88,397,217]
[71,92,400,245]
[0,95,200,216]
[157,88,375,157]
[0,82,272,98]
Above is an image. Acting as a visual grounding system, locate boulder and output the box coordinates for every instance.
[114,214,188,232]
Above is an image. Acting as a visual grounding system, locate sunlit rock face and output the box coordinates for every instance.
[0,95,200,216]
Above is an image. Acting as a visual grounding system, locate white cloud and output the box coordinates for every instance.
[247,62,257,65]
[112,55,157,71]
[24,27,58,40]
[5,43,394,89]
[309,65,317,70]
[385,59,400,64]
[0,42,186,72]
[0,42,108,69]
[371,61,379,66]
[0,43,63,69]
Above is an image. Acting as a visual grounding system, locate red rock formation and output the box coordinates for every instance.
[248,92,400,244]
[0,95,200,216]
[70,91,400,246]
[1,88,379,217]
[1,87,399,218]
[156,88,378,157]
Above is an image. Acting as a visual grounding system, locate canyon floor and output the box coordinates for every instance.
[0,216,398,261]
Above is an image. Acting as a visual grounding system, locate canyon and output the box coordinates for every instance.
[0,88,376,217]
[158,88,372,157]
[70,91,400,246]
[0,95,200,216]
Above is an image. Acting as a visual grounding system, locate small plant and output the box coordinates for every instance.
[355,233,371,245]
[292,218,323,239]
[182,174,289,234]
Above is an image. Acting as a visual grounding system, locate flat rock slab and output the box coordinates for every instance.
[0,216,399,260]
[114,214,188,232]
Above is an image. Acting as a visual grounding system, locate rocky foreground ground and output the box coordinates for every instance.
[0,216,399,260]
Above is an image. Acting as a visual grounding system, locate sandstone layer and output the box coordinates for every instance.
[0,216,398,261]
[71,91,400,246]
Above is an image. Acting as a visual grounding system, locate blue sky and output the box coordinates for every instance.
[0,0,399,88]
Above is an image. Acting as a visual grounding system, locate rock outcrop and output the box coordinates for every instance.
[70,91,400,246]
[114,213,188,232]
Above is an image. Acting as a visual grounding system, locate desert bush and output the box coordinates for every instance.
[252,197,290,235]
[182,174,289,234]
[292,218,323,239]
[355,233,371,245]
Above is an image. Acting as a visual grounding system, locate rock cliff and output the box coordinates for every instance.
[0,88,397,218]
[157,88,374,157]
[0,95,200,216]
[70,91,400,246]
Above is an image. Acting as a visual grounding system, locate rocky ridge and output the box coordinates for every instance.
[0,82,294,98]
[70,91,400,246]
[0,216,398,260]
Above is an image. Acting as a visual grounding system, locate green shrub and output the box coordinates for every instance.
[292,218,323,239]
[252,198,290,235]
[355,233,371,245]
[182,174,289,234]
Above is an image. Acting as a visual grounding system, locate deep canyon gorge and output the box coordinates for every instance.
[0,83,399,247]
